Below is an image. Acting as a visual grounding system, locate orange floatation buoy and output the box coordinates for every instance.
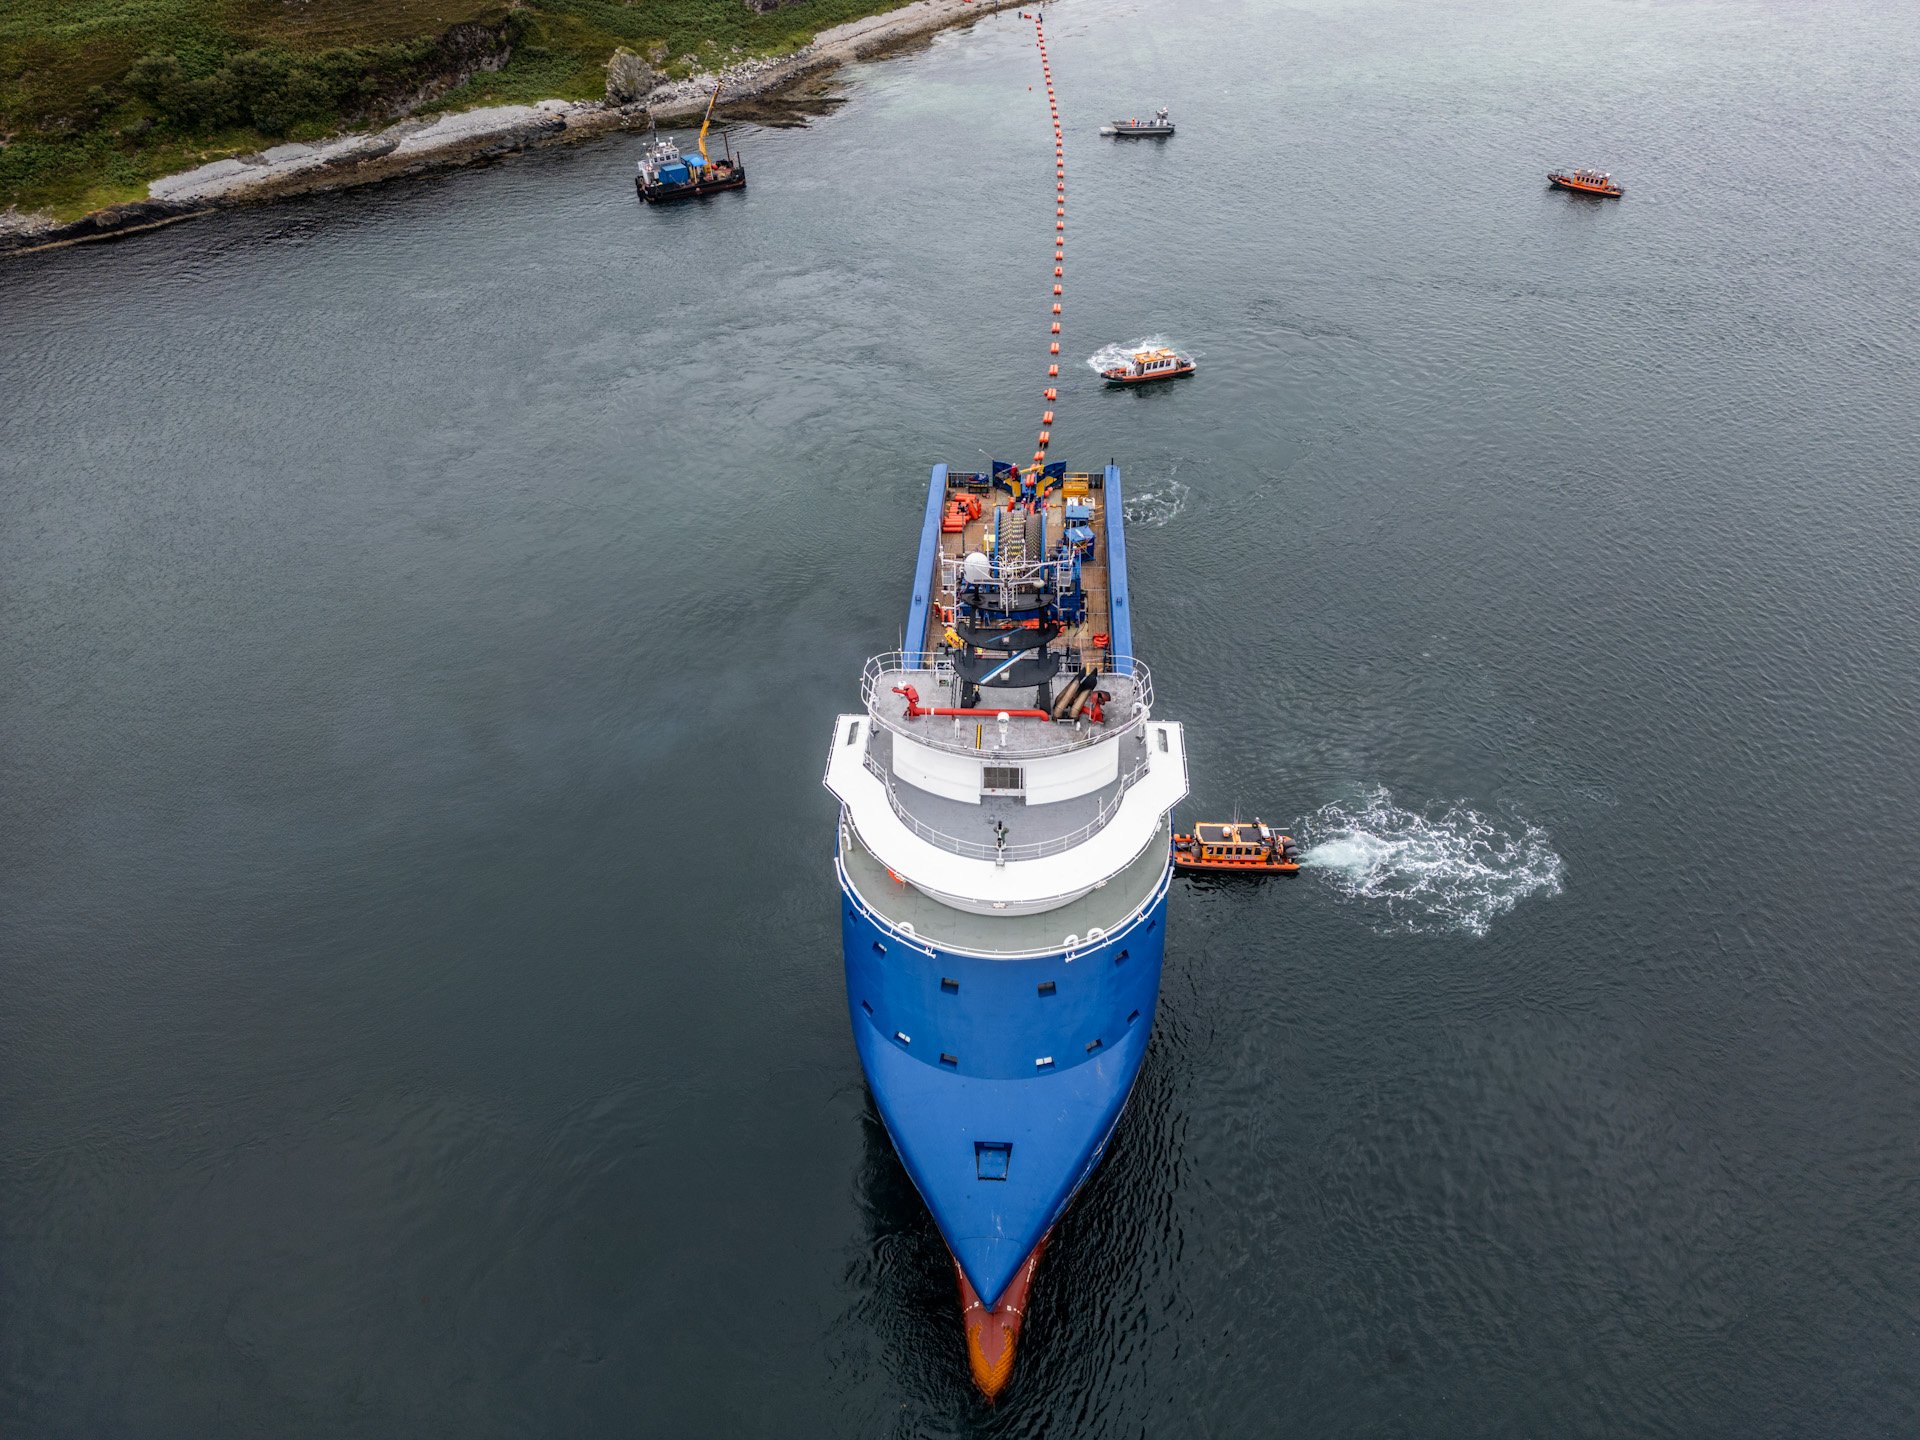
[1048,364,1058,376]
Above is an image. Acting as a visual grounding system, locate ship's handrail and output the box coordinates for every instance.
[939,465,1104,489]
[939,552,1076,591]
[859,650,1153,758]
[835,817,1173,961]
[861,745,1153,862]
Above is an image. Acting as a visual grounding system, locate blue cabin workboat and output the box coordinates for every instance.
[822,461,1189,1396]
[636,83,745,203]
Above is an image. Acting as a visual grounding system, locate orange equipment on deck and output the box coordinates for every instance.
[941,493,984,533]
[1548,168,1624,198]
[1173,820,1301,875]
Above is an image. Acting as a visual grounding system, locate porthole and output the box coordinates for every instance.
[1127,1009,1140,1025]
[1037,981,1057,997]
[941,977,959,994]
[1086,1038,1103,1053]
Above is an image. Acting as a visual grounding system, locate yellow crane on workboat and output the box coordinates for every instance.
[696,79,721,169]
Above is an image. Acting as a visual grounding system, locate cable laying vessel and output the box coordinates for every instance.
[823,460,1188,1396]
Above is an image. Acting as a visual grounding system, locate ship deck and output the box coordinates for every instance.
[841,811,1171,955]
[925,472,1113,657]
[866,662,1150,759]
[864,721,1151,856]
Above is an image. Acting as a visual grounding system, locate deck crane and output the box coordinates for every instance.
[695,79,722,170]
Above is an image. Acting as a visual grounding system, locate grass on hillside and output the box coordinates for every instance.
[1,0,920,221]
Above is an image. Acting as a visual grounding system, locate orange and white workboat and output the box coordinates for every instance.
[1101,345,1196,386]
[1548,168,1624,198]
[1173,819,1300,875]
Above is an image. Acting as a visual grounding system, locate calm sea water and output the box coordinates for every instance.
[5,0,1920,1434]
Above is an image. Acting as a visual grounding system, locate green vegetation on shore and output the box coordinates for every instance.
[1,0,917,220]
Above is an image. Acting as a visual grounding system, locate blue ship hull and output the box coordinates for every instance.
[832,459,1176,1333]
[836,849,1170,1308]
[827,459,1185,1391]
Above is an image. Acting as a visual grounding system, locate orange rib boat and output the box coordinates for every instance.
[1548,168,1624,198]
[1173,820,1300,875]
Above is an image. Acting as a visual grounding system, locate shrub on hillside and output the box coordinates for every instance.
[124,40,459,136]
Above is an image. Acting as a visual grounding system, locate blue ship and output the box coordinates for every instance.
[824,460,1188,1395]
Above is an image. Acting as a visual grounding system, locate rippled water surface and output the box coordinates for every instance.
[6,0,1920,1434]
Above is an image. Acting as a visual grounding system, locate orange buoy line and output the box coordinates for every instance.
[1030,10,1062,466]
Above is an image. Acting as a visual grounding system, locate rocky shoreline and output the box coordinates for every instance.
[0,0,1025,258]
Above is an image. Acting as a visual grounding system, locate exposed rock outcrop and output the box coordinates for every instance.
[605,47,661,105]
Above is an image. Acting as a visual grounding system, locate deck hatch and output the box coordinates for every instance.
[982,764,1025,795]
[1037,981,1057,996]
[975,1141,1012,1181]
[941,977,959,994]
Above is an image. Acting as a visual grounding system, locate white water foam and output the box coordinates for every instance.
[1124,477,1192,528]
[1086,336,1184,375]
[1298,788,1565,936]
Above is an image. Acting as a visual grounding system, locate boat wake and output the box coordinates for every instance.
[1297,788,1565,936]
[1086,337,1184,375]
[1123,478,1192,528]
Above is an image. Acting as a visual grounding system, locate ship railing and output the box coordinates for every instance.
[859,746,1155,863]
[941,466,1104,490]
[834,824,1174,961]
[939,553,1076,592]
[858,651,1153,759]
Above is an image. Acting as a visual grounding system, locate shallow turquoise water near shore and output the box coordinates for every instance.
[5,0,1920,1433]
